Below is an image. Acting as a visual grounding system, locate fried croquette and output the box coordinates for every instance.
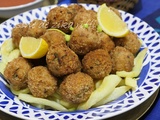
[46,6,74,33]
[4,57,32,90]
[59,72,94,104]
[110,46,135,73]
[27,19,48,38]
[98,32,115,53]
[82,49,112,80]
[27,66,57,98]
[41,30,66,47]
[46,44,81,77]
[114,31,141,55]
[11,23,28,48]
[73,9,98,30]
[68,25,101,55]
[68,4,86,18]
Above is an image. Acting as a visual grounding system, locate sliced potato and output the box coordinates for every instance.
[77,75,121,110]
[10,87,30,96]
[94,86,131,107]
[0,38,18,65]
[95,80,103,89]
[0,39,20,74]
[1,38,15,54]
[1,39,15,63]
[0,61,6,74]
[59,99,77,109]
[18,93,68,111]
[7,49,21,62]
[125,77,138,89]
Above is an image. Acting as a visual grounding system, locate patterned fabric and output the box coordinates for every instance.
[143,8,160,35]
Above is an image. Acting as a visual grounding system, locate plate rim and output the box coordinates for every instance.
[0,3,160,120]
[0,0,43,10]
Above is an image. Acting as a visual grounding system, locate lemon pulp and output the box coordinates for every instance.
[97,4,129,37]
[19,37,48,59]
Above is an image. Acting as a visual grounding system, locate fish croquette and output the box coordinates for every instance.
[68,25,101,55]
[4,57,32,90]
[110,46,135,73]
[46,6,74,33]
[46,44,82,77]
[41,30,66,47]
[98,32,115,53]
[59,72,94,104]
[27,66,57,98]
[27,19,48,38]
[82,49,112,80]
[114,31,141,55]
[11,23,28,48]
[73,9,98,29]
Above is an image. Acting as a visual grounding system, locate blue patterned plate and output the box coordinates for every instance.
[0,4,160,120]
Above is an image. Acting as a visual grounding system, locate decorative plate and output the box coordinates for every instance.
[0,0,43,18]
[0,4,160,120]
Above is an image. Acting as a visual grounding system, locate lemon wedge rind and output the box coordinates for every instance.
[97,4,129,37]
[19,37,48,59]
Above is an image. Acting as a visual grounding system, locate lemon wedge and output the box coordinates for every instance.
[19,37,48,59]
[97,4,129,37]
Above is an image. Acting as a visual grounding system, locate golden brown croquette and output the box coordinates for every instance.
[4,57,32,90]
[27,66,57,98]
[82,49,112,80]
[59,72,94,104]
[110,46,135,73]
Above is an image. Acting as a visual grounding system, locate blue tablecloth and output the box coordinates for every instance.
[58,0,160,120]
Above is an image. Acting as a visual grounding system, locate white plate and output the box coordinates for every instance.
[0,4,160,120]
[0,0,43,18]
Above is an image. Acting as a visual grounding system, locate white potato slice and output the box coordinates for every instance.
[59,99,77,109]
[94,86,131,107]
[7,49,21,62]
[116,48,147,78]
[77,75,121,110]
[18,93,68,111]
[10,87,30,96]
[0,61,6,74]
[125,77,138,89]
[31,103,45,109]
[1,54,9,64]
[1,38,15,63]
[95,80,103,89]
[0,39,20,74]
[1,38,15,54]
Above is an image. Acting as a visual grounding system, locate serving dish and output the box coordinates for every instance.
[0,4,160,120]
[0,0,43,18]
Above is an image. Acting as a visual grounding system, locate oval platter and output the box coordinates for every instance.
[0,4,160,120]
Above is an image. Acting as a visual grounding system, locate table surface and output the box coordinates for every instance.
[0,0,160,120]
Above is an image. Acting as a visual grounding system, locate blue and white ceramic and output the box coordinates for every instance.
[0,4,160,120]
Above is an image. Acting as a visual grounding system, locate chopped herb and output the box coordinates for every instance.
[83,24,89,28]
[97,25,102,32]
[65,35,71,42]
[69,26,74,31]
